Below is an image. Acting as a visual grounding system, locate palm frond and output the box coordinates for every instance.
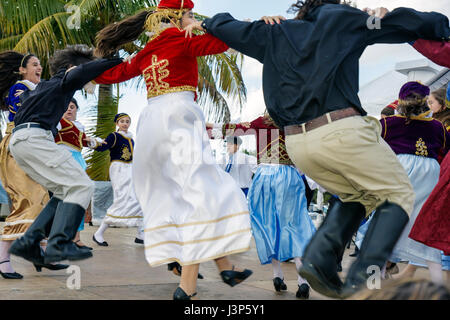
[0,0,66,36]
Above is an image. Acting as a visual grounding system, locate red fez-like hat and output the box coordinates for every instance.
[387,100,398,110]
[158,0,194,10]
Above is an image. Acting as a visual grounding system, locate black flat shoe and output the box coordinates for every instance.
[34,262,70,272]
[134,238,144,244]
[92,235,108,247]
[0,261,23,279]
[273,277,287,292]
[167,262,204,279]
[74,240,93,250]
[296,283,310,299]
[220,266,253,287]
[173,287,197,300]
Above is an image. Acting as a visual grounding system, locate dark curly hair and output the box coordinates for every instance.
[49,45,95,76]
[289,0,357,20]
[0,51,37,110]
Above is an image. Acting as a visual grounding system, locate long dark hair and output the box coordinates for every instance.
[289,0,357,20]
[289,0,340,20]
[49,45,95,75]
[0,51,36,110]
[95,10,152,58]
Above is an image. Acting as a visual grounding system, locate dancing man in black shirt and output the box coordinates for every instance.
[9,45,123,266]
[185,0,450,297]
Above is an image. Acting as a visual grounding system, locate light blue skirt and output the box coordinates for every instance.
[0,179,8,204]
[355,154,441,265]
[248,164,316,264]
[70,150,87,232]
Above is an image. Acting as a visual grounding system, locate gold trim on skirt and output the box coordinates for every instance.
[0,124,49,241]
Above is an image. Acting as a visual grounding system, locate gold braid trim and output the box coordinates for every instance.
[145,8,188,42]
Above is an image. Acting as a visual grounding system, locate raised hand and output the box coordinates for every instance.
[363,7,389,19]
[184,21,204,38]
[261,16,286,25]
[123,52,137,64]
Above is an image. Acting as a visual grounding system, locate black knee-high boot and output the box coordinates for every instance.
[44,202,92,264]
[298,200,366,298]
[9,197,61,264]
[341,201,409,298]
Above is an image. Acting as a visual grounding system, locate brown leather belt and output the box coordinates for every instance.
[284,107,361,135]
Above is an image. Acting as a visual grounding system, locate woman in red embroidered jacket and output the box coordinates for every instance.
[93,0,252,300]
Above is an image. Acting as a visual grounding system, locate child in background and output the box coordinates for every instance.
[92,113,144,247]
[55,98,101,250]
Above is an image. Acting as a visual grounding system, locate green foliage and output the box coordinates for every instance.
[0,0,247,180]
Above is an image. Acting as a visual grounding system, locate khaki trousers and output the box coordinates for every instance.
[285,115,414,216]
[0,123,49,240]
[8,127,93,210]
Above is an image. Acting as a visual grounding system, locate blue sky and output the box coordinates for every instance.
[195,0,296,20]
[75,0,449,135]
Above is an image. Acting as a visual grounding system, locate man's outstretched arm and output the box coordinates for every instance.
[366,7,450,45]
[198,13,271,63]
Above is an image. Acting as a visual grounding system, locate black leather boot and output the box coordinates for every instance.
[298,200,366,298]
[9,197,61,265]
[44,202,93,264]
[341,201,409,298]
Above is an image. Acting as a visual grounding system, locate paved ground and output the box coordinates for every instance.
[0,222,447,300]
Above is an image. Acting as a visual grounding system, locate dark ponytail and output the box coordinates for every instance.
[95,10,152,58]
[0,51,36,110]
[289,0,354,20]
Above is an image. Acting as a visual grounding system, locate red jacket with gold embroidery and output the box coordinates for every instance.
[55,118,89,152]
[209,116,294,166]
[95,27,229,99]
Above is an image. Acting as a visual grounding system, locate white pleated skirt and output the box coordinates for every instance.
[103,161,144,228]
[133,91,252,267]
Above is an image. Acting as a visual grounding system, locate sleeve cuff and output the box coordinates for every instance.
[201,19,210,32]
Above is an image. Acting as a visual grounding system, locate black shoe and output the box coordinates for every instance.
[0,261,23,279]
[296,283,310,299]
[9,198,61,265]
[167,262,204,279]
[342,202,409,298]
[337,262,343,273]
[134,238,144,244]
[298,200,366,299]
[173,287,197,300]
[34,262,70,272]
[88,222,93,227]
[44,203,93,264]
[92,235,108,247]
[273,277,287,292]
[74,240,93,250]
[220,266,253,287]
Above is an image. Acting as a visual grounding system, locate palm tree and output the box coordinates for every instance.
[0,0,247,180]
